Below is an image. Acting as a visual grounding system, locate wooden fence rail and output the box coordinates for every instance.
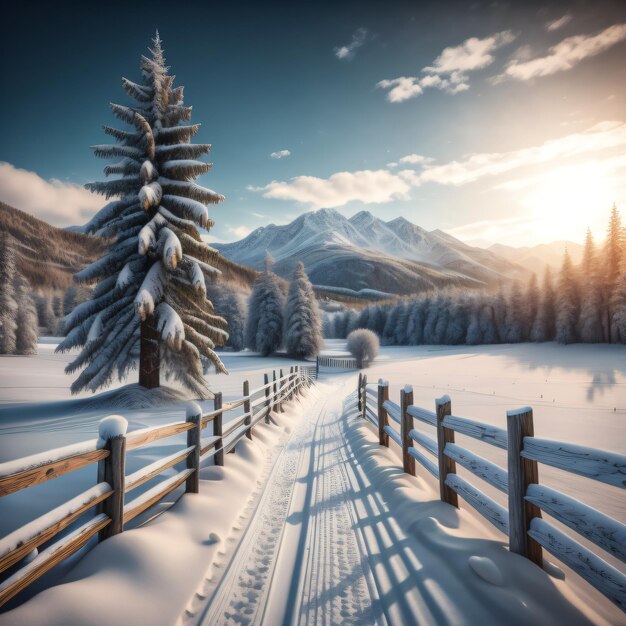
[357,377,626,612]
[316,355,357,377]
[0,365,314,608]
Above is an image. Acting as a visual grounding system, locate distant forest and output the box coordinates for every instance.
[325,206,626,346]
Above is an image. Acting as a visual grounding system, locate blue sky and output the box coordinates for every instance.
[1,0,625,246]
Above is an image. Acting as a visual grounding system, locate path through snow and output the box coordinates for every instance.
[183,376,607,626]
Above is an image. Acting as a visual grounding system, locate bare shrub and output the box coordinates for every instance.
[347,328,379,368]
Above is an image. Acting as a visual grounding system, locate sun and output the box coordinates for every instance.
[522,158,626,243]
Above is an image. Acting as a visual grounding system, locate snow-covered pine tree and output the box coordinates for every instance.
[578,229,604,343]
[504,281,525,343]
[284,262,323,359]
[394,301,411,345]
[0,230,17,354]
[219,288,247,351]
[382,303,402,345]
[612,253,626,343]
[246,258,285,356]
[604,204,624,342]
[58,33,228,396]
[479,297,499,344]
[555,249,580,344]
[524,273,539,338]
[14,276,38,355]
[530,267,556,342]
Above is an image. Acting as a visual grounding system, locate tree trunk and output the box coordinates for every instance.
[139,316,160,389]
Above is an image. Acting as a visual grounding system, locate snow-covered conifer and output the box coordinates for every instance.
[14,276,38,355]
[246,260,285,356]
[556,249,580,344]
[0,231,17,354]
[382,303,402,345]
[604,204,624,342]
[58,33,227,396]
[504,282,525,343]
[219,288,247,351]
[394,301,411,345]
[530,267,556,342]
[524,273,539,338]
[284,262,323,359]
[407,297,427,345]
[479,297,499,344]
[578,229,604,343]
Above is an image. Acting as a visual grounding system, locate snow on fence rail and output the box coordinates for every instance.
[0,365,314,608]
[357,376,626,612]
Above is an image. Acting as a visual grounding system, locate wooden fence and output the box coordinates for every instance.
[316,355,357,375]
[357,373,626,612]
[0,365,314,608]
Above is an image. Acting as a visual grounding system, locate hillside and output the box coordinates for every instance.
[215,209,526,296]
[0,202,259,292]
[489,240,584,276]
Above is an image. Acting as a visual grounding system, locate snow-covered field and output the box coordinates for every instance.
[0,340,624,624]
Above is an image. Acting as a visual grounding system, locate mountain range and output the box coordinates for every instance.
[488,241,583,276]
[215,209,527,297]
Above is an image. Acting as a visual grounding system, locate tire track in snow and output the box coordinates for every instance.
[294,401,379,626]
[192,396,323,625]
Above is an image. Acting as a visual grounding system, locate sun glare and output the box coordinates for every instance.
[523,159,626,242]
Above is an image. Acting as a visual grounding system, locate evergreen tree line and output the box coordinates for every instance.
[326,206,626,346]
[0,231,38,354]
[243,261,323,358]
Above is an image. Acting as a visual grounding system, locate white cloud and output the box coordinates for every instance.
[250,121,626,214]
[0,162,102,227]
[227,225,252,239]
[376,76,423,103]
[546,14,572,32]
[424,30,516,74]
[335,28,369,60]
[378,30,515,102]
[399,154,434,166]
[251,169,412,208]
[499,23,626,81]
[416,121,626,186]
[270,149,291,159]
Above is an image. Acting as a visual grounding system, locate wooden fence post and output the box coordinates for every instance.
[400,386,415,476]
[243,380,252,439]
[361,374,368,419]
[316,357,319,379]
[97,416,127,541]
[357,373,362,411]
[378,379,389,447]
[214,392,224,467]
[264,373,272,421]
[288,367,293,400]
[507,407,542,566]
[436,396,458,507]
[279,369,285,412]
[272,371,278,411]
[185,402,202,493]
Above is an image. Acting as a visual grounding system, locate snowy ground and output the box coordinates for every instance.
[0,340,624,623]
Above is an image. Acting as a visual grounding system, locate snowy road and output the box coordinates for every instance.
[189,378,380,625]
[182,376,607,626]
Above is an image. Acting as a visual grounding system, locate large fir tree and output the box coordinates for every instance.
[245,257,285,356]
[58,34,228,396]
[578,229,604,342]
[284,262,323,359]
[555,249,580,344]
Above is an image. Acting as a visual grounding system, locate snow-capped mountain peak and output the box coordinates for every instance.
[214,208,524,296]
